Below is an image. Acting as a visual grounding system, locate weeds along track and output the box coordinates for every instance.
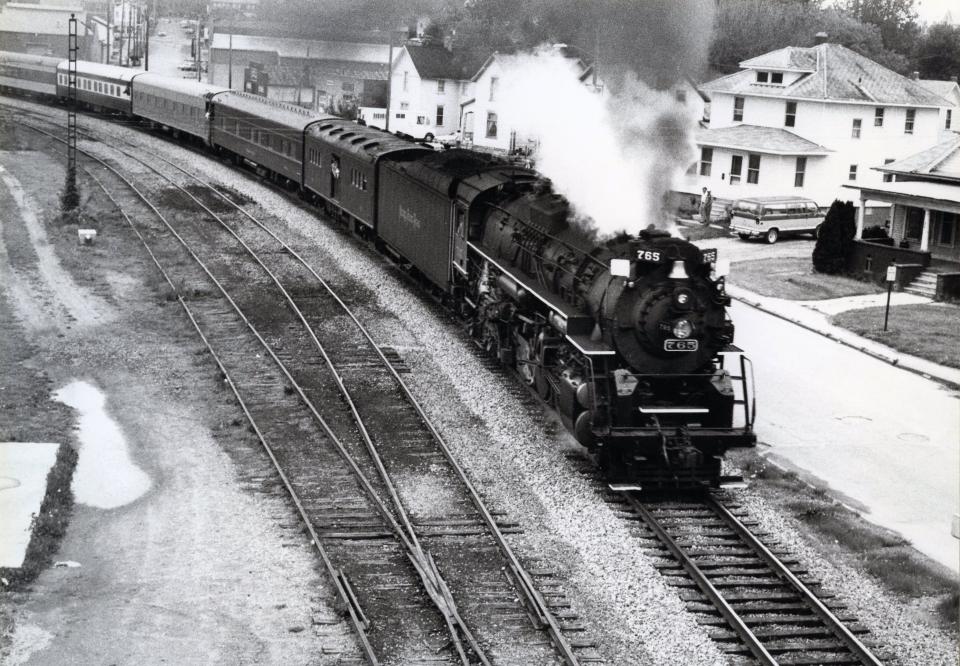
[11,109,597,665]
[616,490,887,666]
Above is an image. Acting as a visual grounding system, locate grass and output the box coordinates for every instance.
[0,442,78,588]
[731,257,884,300]
[735,452,959,628]
[832,303,960,368]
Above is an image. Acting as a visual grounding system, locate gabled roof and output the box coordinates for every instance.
[701,43,949,107]
[402,44,465,81]
[875,135,960,182]
[916,79,960,104]
[696,124,832,155]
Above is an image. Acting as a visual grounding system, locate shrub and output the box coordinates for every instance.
[812,200,856,274]
[862,224,889,239]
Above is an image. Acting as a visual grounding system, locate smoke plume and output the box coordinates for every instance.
[497,0,714,236]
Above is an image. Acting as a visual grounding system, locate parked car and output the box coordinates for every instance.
[156,31,167,37]
[730,196,824,244]
[178,61,198,72]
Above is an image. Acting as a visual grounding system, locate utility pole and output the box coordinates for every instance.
[105,0,111,63]
[144,12,149,70]
[385,33,393,131]
[119,0,126,66]
[196,16,201,81]
[227,32,233,88]
[63,14,79,213]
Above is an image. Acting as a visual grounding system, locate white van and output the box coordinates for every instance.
[730,196,824,244]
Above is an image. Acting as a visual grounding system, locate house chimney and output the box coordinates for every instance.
[911,71,919,80]
[814,32,828,45]
[951,75,958,84]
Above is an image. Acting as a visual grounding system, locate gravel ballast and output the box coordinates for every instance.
[13,99,955,664]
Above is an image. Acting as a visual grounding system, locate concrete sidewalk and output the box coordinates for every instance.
[725,283,960,389]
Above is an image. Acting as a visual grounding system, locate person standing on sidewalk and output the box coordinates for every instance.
[699,187,713,225]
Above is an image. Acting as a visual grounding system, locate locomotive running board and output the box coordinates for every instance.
[608,483,643,492]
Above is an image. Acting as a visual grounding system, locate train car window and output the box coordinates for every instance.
[361,173,368,190]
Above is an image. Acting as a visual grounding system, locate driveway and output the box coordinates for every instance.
[691,234,815,264]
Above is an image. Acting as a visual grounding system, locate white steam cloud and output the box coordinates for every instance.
[499,47,699,237]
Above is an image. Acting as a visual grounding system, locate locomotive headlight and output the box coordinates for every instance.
[672,318,694,339]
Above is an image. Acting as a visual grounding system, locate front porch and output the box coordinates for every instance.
[845,181,960,300]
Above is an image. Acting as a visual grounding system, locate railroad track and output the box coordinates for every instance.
[614,490,887,666]
[7,107,598,664]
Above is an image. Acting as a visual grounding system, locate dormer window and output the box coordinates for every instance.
[755,71,784,84]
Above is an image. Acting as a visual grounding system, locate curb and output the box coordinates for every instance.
[730,294,960,390]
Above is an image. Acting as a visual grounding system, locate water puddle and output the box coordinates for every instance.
[53,380,151,509]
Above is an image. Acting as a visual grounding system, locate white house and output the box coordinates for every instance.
[688,42,954,212]
[916,76,959,134]
[460,51,597,153]
[387,43,468,140]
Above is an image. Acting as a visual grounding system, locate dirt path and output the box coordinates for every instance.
[0,139,355,664]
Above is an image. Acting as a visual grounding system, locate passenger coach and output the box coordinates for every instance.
[132,74,228,144]
[56,61,138,114]
[209,92,330,187]
[0,52,60,97]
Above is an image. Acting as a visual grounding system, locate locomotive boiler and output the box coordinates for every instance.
[468,186,756,489]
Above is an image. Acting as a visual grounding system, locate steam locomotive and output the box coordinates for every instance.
[0,50,756,489]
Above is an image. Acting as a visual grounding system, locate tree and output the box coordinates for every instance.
[711,1,908,74]
[915,23,960,81]
[812,200,857,274]
[837,0,920,57]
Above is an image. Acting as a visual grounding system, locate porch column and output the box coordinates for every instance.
[920,207,931,251]
[855,194,867,239]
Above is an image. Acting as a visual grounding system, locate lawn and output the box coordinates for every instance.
[731,257,884,300]
[832,303,960,369]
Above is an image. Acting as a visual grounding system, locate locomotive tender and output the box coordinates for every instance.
[0,51,756,488]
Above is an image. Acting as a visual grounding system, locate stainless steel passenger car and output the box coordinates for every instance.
[132,73,228,143]
[56,61,138,114]
[304,120,429,229]
[209,92,330,186]
[0,51,60,97]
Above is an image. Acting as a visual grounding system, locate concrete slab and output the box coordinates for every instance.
[0,442,60,568]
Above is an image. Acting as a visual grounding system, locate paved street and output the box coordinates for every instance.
[731,299,960,572]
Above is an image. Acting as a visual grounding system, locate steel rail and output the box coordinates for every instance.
[13,104,580,664]
[79,165,379,664]
[622,492,779,666]
[17,119,479,664]
[103,115,582,664]
[706,495,884,666]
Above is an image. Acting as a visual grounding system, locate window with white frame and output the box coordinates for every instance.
[874,107,884,126]
[851,118,861,138]
[436,105,444,126]
[437,79,445,93]
[729,154,742,184]
[733,96,744,122]
[486,111,498,138]
[746,154,760,183]
[699,147,713,176]
[905,108,915,134]
[794,156,806,187]
[947,109,953,130]
[848,164,858,180]
[784,101,796,127]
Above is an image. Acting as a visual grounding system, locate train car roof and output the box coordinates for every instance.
[133,72,228,97]
[383,148,536,198]
[0,51,62,67]
[211,91,333,130]
[307,119,431,164]
[56,60,141,82]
